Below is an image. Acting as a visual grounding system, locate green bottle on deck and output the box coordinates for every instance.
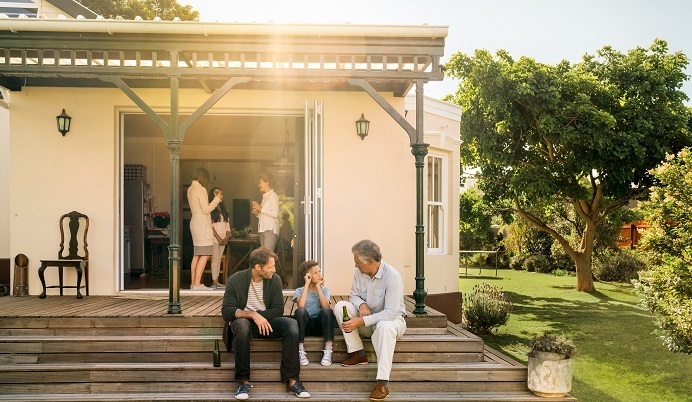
[213,339,221,367]
[342,305,350,322]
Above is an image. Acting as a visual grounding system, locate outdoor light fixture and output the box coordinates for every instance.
[56,109,71,136]
[355,113,369,140]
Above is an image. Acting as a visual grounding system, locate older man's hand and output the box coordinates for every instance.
[342,316,364,333]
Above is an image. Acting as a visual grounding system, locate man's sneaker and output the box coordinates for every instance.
[235,382,249,400]
[341,351,368,366]
[369,383,389,401]
[299,349,309,366]
[288,380,311,398]
[320,349,333,366]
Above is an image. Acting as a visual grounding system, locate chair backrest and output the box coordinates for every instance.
[58,211,89,261]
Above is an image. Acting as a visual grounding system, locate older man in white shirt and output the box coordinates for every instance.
[334,240,407,402]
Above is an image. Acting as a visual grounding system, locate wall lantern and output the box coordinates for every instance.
[355,113,370,140]
[56,109,71,136]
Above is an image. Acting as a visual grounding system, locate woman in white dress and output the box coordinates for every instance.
[187,167,221,290]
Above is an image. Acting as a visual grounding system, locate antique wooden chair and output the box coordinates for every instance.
[38,211,89,299]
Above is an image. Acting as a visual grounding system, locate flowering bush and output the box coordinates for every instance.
[151,211,170,228]
[462,282,512,335]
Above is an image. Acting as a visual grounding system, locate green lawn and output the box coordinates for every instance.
[459,268,691,402]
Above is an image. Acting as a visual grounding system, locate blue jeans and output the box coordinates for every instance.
[231,316,300,382]
[294,307,335,343]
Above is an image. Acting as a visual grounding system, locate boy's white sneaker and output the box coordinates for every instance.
[321,349,333,366]
[299,349,309,366]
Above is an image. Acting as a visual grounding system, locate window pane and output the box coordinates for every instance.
[427,205,441,249]
[433,157,441,202]
[427,156,434,201]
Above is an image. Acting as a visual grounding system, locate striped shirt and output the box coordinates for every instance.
[245,280,266,312]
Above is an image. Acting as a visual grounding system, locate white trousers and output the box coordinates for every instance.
[334,300,406,381]
[210,243,225,280]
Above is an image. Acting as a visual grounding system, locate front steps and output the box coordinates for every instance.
[0,296,576,401]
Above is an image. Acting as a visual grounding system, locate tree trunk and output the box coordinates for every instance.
[573,251,595,292]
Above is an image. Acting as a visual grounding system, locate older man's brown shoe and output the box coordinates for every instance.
[341,351,368,366]
[369,383,389,401]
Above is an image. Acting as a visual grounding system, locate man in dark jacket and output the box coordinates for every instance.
[221,247,310,400]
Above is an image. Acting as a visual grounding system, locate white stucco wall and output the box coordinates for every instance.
[0,107,9,259]
[9,86,459,297]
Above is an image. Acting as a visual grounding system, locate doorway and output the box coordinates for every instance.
[122,111,311,290]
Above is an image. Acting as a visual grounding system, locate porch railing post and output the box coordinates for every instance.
[412,77,428,315]
[167,73,182,314]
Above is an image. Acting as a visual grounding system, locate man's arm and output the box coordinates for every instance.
[221,280,240,322]
[362,273,403,327]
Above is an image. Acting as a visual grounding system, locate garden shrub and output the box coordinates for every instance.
[509,253,528,270]
[523,254,552,273]
[462,282,512,335]
[634,255,692,354]
[593,248,646,282]
[550,241,576,272]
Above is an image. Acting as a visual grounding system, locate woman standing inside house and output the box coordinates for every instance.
[187,167,221,290]
[209,186,230,289]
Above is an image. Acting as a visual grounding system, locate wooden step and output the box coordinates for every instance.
[0,391,577,401]
[0,361,527,383]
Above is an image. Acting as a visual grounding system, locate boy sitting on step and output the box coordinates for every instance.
[293,260,335,366]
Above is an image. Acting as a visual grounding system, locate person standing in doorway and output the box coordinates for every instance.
[334,240,407,402]
[187,167,221,291]
[209,186,230,289]
[251,173,280,252]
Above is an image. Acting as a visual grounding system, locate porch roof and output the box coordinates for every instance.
[0,18,447,96]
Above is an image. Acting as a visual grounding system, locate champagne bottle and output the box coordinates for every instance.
[341,306,351,332]
[213,339,221,367]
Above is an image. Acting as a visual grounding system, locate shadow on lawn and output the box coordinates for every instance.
[480,288,690,400]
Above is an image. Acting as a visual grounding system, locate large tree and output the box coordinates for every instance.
[445,40,691,291]
[77,0,198,20]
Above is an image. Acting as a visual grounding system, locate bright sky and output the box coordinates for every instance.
[180,0,692,102]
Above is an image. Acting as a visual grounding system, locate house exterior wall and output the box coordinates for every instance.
[9,86,458,297]
[0,107,8,258]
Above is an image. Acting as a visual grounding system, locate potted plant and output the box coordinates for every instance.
[527,333,575,397]
[151,211,170,229]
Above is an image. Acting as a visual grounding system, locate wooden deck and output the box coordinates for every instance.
[0,294,448,327]
[0,295,576,401]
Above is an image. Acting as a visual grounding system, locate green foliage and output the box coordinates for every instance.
[634,256,692,354]
[77,0,199,20]
[550,241,576,272]
[634,147,692,354]
[462,282,512,335]
[509,253,528,270]
[524,227,554,257]
[593,248,646,282]
[445,40,692,290]
[529,333,576,358]
[459,189,495,250]
[523,254,552,273]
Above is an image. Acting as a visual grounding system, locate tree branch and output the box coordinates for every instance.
[513,196,576,259]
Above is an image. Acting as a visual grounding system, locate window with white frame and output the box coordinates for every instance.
[427,154,446,252]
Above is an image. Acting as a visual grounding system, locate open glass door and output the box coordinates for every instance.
[300,100,324,270]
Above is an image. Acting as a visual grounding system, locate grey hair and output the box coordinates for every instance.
[351,239,382,262]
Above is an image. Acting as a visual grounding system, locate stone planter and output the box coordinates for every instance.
[527,351,572,397]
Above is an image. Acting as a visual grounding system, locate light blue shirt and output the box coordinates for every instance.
[293,286,331,318]
[349,260,406,327]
